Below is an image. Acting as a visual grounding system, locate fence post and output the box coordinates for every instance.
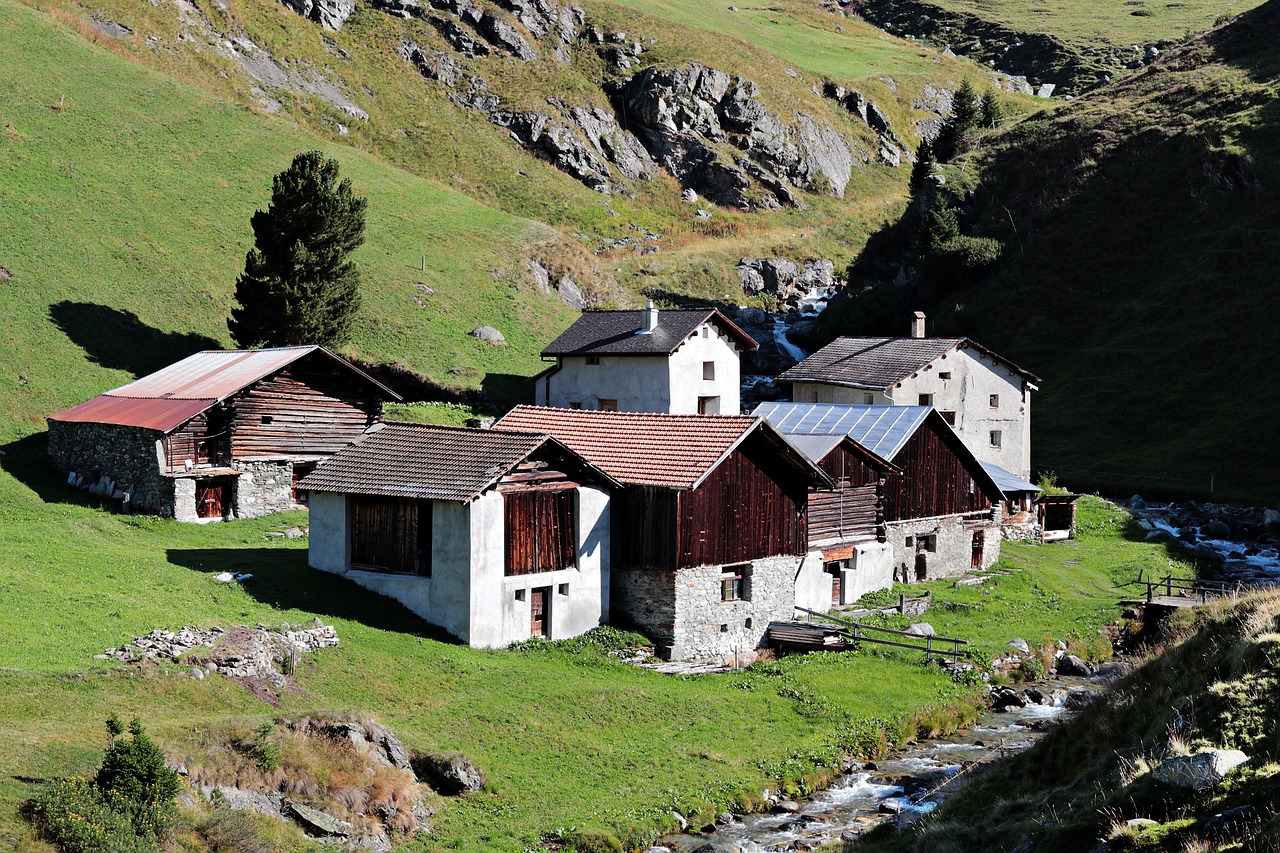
[899,594,905,614]
[1165,575,1173,597]
[925,635,932,660]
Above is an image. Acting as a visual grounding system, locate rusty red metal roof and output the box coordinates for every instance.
[47,346,399,433]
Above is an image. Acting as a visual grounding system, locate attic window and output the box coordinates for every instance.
[938,371,952,380]
[586,356,601,365]
[918,394,933,406]
[702,361,715,381]
[701,326,709,338]
[863,393,874,405]
[940,411,956,426]
[600,399,618,412]
[989,394,1000,408]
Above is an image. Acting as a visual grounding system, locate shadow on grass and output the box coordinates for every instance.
[480,372,535,412]
[49,301,220,379]
[166,547,461,644]
[0,430,104,508]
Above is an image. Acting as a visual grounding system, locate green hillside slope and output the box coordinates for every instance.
[824,1,1280,505]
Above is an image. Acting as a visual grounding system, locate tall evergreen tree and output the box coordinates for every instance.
[229,151,367,348]
[980,90,1005,128]
[933,79,980,162]
[909,138,936,200]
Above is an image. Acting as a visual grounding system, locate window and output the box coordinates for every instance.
[720,563,749,601]
[990,430,1003,448]
[701,326,709,338]
[863,393,875,405]
[351,496,431,576]
[904,535,914,548]
[585,356,601,365]
[989,394,1000,408]
[260,415,273,424]
[919,534,937,552]
[599,399,618,411]
[938,371,952,380]
[918,394,933,406]
[504,489,577,576]
[514,589,526,602]
[698,396,719,415]
[940,411,956,425]
[702,360,715,381]
[568,402,581,410]
[558,583,569,596]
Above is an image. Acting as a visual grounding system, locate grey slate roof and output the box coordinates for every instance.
[753,403,933,461]
[778,337,1039,389]
[298,422,601,502]
[980,461,1039,495]
[541,308,758,356]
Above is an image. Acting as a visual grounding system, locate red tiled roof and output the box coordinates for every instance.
[494,406,762,489]
[47,346,399,433]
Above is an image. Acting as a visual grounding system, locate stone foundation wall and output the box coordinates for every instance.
[47,421,173,513]
[234,459,296,519]
[612,568,679,654]
[886,511,1002,583]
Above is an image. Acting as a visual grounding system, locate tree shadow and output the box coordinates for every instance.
[0,431,94,507]
[166,547,460,643]
[48,301,221,378]
[481,373,535,411]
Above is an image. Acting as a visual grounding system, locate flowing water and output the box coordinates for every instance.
[657,674,1110,851]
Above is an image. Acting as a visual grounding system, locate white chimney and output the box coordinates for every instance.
[911,311,926,339]
[639,300,658,334]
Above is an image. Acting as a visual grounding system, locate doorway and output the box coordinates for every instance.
[195,479,226,519]
[530,587,552,637]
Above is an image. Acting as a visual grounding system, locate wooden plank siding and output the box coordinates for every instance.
[351,495,430,575]
[883,420,990,521]
[504,488,577,575]
[229,361,381,459]
[676,441,808,568]
[809,443,885,546]
[611,486,679,570]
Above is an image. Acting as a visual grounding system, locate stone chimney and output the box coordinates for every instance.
[639,300,658,334]
[910,311,926,339]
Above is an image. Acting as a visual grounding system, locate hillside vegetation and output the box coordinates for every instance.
[823,0,1280,505]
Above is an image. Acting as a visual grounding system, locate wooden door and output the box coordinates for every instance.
[530,587,550,637]
[971,530,985,567]
[195,480,224,519]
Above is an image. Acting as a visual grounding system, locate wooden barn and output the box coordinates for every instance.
[47,346,399,521]
[755,403,1005,589]
[301,423,616,647]
[494,406,831,663]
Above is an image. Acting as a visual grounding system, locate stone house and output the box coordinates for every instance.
[301,423,616,648]
[494,406,832,663]
[755,403,1005,589]
[46,346,399,521]
[533,302,759,415]
[778,312,1040,478]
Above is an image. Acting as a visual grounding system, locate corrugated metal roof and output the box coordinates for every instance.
[753,403,932,461]
[980,461,1039,495]
[299,423,589,502]
[778,337,1040,389]
[541,308,759,356]
[47,346,399,433]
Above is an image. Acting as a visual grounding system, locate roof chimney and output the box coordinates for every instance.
[638,300,658,335]
[910,311,926,339]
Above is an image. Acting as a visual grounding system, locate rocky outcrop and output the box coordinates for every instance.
[736,257,836,309]
[612,64,854,209]
[824,82,907,166]
[412,751,486,794]
[279,0,355,31]
[1152,750,1249,791]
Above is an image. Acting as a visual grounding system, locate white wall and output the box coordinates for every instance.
[538,320,742,414]
[791,383,889,406]
[539,355,671,411]
[793,551,833,613]
[843,541,895,602]
[666,323,742,414]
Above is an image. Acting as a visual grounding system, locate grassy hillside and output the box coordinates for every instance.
[853,591,1280,852]
[823,1,1280,506]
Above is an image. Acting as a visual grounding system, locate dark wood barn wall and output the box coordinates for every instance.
[809,444,884,545]
[230,362,380,458]
[884,421,990,521]
[677,441,808,567]
[612,486,678,570]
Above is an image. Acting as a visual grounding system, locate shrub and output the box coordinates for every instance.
[568,828,624,853]
[249,722,282,773]
[29,777,156,853]
[95,719,180,841]
[196,809,274,853]
[1015,656,1047,682]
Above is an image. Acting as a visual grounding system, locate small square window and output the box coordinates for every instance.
[261,415,274,424]
[720,563,749,601]
[514,589,526,602]
[863,393,875,405]
[990,430,1003,448]
[600,399,618,412]
[585,356,601,365]
[557,583,569,596]
[989,394,1000,408]
[919,535,937,552]
[938,371,952,380]
[918,394,933,406]
[568,402,581,410]
[940,410,956,425]
[904,536,914,548]
[703,361,715,381]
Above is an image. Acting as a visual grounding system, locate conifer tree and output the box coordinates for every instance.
[228,151,367,348]
[933,79,980,162]
[980,90,1005,128]
[909,138,936,200]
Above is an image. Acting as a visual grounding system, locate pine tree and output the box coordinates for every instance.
[909,138,935,200]
[980,90,1005,128]
[933,79,980,162]
[228,151,367,348]
[95,718,181,840]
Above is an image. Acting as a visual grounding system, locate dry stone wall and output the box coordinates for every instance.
[46,421,173,513]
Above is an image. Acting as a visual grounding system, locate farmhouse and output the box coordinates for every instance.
[778,312,1040,479]
[301,423,616,647]
[495,406,832,663]
[533,302,759,415]
[46,346,399,521]
[754,403,1005,588]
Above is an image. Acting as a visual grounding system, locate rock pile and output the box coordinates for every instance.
[1130,498,1280,585]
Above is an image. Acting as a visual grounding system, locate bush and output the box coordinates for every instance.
[568,828,624,853]
[925,234,1004,291]
[1015,656,1047,682]
[29,777,157,853]
[95,720,180,840]
[197,809,274,853]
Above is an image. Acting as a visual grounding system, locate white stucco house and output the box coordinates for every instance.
[300,422,617,648]
[778,312,1040,479]
[533,302,759,415]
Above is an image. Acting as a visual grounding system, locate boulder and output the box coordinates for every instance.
[470,326,505,342]
[771,800,801,813]
[413,751,486,794]
[1204,804,1258,837]
[692,844,742,853]
[990,686,1025,710]
[904,622,935,637]
[1065,689,1095,711]
[1128,495,1146,510]
[1202,519,1232,539]
[285,799,353,836]
[1263,508,1280,531]
[477,13,540,60]
[280,0,356,30]
[1056,654,1093,676]
[1008,638,1030,654]
[1152,750,1248,790]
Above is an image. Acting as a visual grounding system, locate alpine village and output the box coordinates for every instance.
[3,0,1280,851]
